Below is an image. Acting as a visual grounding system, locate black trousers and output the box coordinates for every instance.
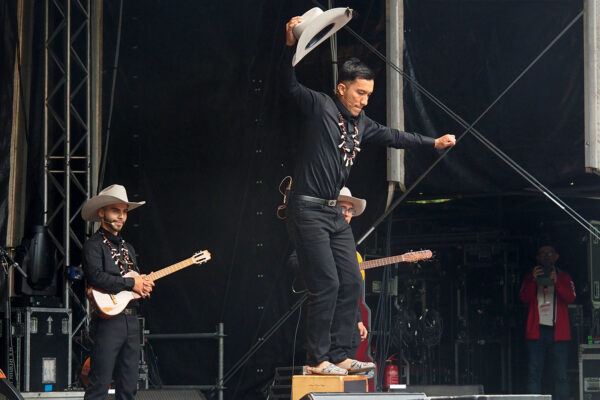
[85,313,139,400]
[287,199,362,365]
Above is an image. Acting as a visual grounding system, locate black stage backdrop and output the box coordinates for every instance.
[3,0,598,399]
[403,0,585,195]
[97,1,593,398]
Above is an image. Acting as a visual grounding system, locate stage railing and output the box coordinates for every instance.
[145,322,225,400]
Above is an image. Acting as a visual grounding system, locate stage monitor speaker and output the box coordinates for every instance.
[0,373,23,400]
[19,389,206,399]
[301,393,427,399]
[393,384,484,396]
[134,390,206,400]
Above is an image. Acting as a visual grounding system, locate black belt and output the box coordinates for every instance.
[122,308,137,316]
[294,194,337,207]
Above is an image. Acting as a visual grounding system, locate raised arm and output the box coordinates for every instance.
[281,17,323,114]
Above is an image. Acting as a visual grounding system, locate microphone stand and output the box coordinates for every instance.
[0,246,27,382]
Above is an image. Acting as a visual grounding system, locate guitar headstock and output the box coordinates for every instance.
[403,250,433,263]
[192,250,212,264]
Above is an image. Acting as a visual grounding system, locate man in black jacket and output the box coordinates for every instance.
[82,184,154,400]
[283,16,455,375]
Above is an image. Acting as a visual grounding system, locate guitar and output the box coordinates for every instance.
[87,250,211,318]
[355,249,432,390]
[359,249,432,271]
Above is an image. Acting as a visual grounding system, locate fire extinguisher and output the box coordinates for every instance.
[383,358,399,391]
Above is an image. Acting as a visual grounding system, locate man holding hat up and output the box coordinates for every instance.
[282,15,456,375]
[81,184,154,400]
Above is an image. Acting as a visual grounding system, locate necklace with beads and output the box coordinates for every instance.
[100,231,133,276]
[337,113,361,167]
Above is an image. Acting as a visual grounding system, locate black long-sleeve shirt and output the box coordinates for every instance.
[281,46,435,200]
[82,227,137,294]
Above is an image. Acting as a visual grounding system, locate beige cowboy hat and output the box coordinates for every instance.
[81,184,145,222]
[292,7,353,66]
[338,187,366,216]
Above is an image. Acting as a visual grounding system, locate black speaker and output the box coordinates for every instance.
[394,385,484,396]
[14,226,59,297]
[0,374,23,400]
[301,393,427,399]
[134,389,206,399]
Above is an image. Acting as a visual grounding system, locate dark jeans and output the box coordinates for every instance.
[85,314,140,400]
[526,325,569,400]
[287,199,362,366]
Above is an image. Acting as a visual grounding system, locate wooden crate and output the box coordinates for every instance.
[291,375,368,400]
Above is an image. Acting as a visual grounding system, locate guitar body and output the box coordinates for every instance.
[355,297,372,362]
[88,271,141,318]
[88,250,211,319]
[356,297,375,391]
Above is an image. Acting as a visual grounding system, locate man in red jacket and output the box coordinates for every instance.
[519,245,576,400]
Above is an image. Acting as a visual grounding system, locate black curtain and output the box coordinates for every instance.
[403,0,585,195]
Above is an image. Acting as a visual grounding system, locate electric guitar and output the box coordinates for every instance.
[355,249,432,389]
[359,249,432,271]
[87,250,211,318]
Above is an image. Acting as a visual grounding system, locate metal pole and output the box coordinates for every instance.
[218,323,224,400]
[90,0,102,197]
[386,0,405,191]
[43,0,49,228]
[328,0,338,93]
[64,0,72,309]
[584,0,600,173]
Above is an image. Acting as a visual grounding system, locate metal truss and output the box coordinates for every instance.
[43,0,92,387]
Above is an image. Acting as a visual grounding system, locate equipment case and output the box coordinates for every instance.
[580,344,600,400]
[13,307,72,392]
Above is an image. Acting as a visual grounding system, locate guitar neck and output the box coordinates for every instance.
[148,257,196,281]
[360,254,408,271]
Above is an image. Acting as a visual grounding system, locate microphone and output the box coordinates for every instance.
[102,216,120,224]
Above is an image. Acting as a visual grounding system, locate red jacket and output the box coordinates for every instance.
[519,269,576,341]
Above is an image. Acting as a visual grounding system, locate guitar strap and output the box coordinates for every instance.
[100,232,135,276]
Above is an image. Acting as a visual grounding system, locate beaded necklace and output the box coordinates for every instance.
[100,231,133,276]
[337,113,361,167]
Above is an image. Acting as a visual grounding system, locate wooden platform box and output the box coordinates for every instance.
[291,375,368,400]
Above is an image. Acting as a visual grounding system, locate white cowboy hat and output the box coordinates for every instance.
[292,7,353,66]
[337,187,366,216]
[81,184,145,222]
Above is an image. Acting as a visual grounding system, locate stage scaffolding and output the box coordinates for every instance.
[43,0,102,388]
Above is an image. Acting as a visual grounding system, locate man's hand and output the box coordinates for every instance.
[434,134,456,149]
[357,321,368,341]
[532,266,544,278]
[133,275,155,298]
[286,17,302,46]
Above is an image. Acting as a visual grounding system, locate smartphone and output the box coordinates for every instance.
[536,266,554,286]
